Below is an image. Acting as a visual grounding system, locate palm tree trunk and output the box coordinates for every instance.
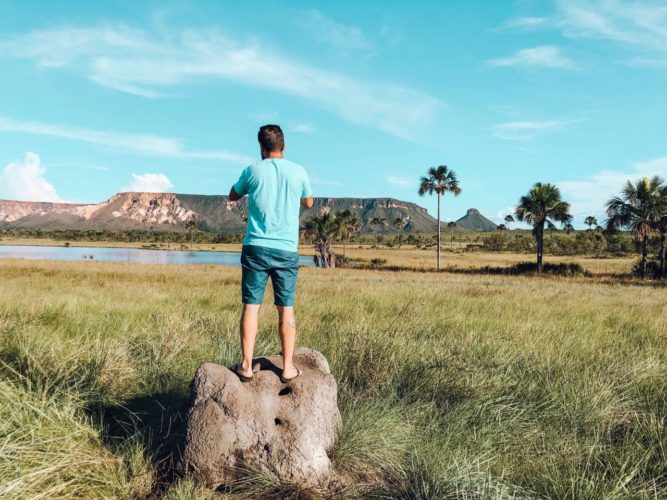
[436,191,441,271]
[660,231,666,278]
[536,223,544,273]
[641,235,648,278]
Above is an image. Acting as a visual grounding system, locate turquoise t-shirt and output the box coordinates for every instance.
[233,158,313,252]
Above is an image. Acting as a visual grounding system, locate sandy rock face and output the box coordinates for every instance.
[182,348,341,489]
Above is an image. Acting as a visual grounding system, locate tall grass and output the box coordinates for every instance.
[0,259,665,498]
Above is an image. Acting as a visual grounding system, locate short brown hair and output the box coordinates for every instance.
[258,124,284,152]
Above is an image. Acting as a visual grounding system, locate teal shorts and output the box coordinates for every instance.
[241,245,300,306]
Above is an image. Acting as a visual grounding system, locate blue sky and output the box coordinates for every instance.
[0,0,666,226]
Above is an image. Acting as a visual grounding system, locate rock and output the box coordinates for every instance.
[182,348,341,489]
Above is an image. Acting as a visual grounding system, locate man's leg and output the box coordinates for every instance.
[238,245,268,379]
[238,303,261,378]
[277,306,298,379]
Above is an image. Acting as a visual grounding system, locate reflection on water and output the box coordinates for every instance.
[0,245,314,267]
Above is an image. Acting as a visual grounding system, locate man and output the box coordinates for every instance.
[229,124,314,383]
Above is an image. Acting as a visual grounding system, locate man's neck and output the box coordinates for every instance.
[262,151,283,160]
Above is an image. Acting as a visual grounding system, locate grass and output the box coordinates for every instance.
[0,258,665,498]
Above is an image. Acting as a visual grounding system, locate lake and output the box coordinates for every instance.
[0,245,314,267]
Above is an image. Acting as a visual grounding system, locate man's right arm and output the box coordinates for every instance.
[301,197,314,208]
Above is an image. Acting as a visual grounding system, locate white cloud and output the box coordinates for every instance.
[310,176,343,186]
[500,17,549,30]
[0,152,65,202]
[559,156,667,223]
[386,175,414,187]
[124,173,174,192]
[488,45,577,69]
[557,0,667,49]
[297,11,371,50]
[0,116,253,164]
[491,120,578,140]
[0,25,442,140]
[292,123,315,133]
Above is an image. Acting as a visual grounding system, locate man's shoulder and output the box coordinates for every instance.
[281,159,308,179]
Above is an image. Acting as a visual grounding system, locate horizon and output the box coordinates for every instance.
[1,1,666,228]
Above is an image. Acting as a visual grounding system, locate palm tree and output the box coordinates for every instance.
[336,210,359,257]
[447,221,457,249]
[418,165,461,271]
[564,222,574,234]
[185,216,198,250]
[504,214,514,230]
[515,183,572,273]
[497,224,507,231]
[303,212,341,268]
[584,216,598,230]
[370,217,388,243]
[393,216,409,248]
[657,185,667,278]
[606,176,665,278]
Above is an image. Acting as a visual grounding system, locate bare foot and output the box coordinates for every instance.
[281,366,302,382]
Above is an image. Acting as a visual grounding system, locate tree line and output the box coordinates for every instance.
[303,166,667,279]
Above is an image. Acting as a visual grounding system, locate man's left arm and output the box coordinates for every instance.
[300,171,314,208]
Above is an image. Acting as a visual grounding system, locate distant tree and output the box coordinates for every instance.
[584,216,598,230]
[658,185,667,278]
[370,217,388,243]
[185,216,198,250]
[504,214,514,230]
[447,221,457,248]
[418,165,461,271]
[393,216,409,248]
[606,176,665,278]
[497,224,507,231]
[336,210,359,257]
[564,222,574,234]
[304,212,341,268]
[515,182,572,273]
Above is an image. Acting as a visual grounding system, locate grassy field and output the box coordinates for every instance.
[0,259,665,498]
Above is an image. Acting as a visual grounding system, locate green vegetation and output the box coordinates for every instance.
[606,176,667,278]
[418,165,461,271]
[1,259,665,498]
[515,182,572,273]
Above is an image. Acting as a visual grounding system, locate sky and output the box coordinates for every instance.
[0,0,666,227]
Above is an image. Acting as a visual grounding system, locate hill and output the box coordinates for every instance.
[0,192,440,233]
[454,208,498,231]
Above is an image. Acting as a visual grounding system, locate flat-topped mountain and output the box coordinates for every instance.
[0,192,440,233]
[455,208,498,231]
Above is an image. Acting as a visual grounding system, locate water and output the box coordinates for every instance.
[0,245,314,267]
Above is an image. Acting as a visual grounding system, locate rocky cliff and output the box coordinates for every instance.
[0,192,439,233]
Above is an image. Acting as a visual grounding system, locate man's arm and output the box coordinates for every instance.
[229,186,242,201]
[301,197,314,208]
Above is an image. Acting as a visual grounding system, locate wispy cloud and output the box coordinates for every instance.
[491,119,579,140]
[385,175,414,187]
[557,0,667,50]
[310,176,343,187]
[0,152,65,202]
[498,17,549,31]
[501,2,667,66]
[559,157,667,223]
[0,24,442,140]
[296,10,371,50]
[0,116,253,163]
[488,45,577,69]
[123,173,174,192]
[292,122,315,133]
